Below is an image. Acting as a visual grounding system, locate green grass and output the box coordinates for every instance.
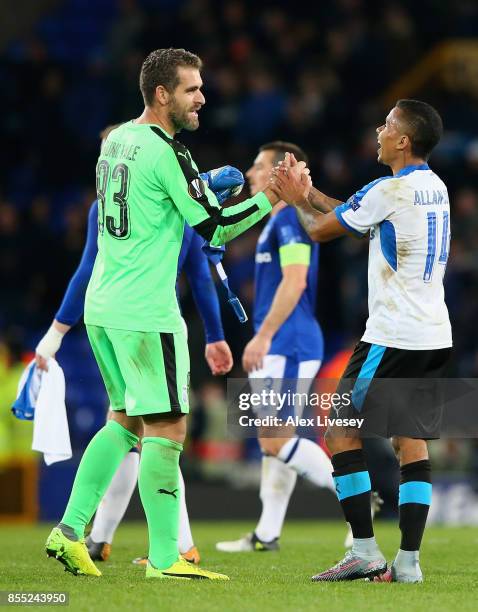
[0,521,477,611]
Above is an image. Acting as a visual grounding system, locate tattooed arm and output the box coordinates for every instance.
[307,186,343,213]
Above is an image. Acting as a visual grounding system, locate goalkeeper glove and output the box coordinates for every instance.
[200,165,244,205]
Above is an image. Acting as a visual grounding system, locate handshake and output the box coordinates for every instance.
[201,153,311,208]
[268,152,312,206]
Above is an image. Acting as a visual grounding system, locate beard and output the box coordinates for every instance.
[169,97,200,133]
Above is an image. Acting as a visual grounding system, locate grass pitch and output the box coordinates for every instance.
[0,521,477,611]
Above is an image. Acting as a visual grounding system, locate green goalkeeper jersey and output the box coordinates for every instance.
[84,121,271,332]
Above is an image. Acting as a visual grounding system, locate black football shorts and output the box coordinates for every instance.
[330,341,452,439]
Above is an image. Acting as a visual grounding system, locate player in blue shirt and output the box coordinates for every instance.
[216,142,336,553]
[35,127,243,564]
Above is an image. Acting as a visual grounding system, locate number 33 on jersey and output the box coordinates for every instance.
[85,121,272,334]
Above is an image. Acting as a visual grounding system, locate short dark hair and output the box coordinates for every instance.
[140,48,202,106]
[396,99,443,160]
[259,141,308,165]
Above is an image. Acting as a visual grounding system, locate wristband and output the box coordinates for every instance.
[35,325,65,359]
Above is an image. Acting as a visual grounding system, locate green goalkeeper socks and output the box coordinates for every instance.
[138,436,183,570]
[60,420,139,539]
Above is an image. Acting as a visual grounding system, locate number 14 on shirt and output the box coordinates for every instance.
[423,210,449,282]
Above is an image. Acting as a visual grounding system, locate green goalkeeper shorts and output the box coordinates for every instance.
[86,325,190,417]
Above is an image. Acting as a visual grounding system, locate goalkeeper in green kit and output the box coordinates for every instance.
[45,48,308,580]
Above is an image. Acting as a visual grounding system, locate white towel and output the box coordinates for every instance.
[16,360,72,465]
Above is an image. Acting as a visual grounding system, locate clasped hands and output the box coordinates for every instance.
[269,152,312,206]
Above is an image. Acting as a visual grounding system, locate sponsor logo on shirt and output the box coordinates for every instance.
[347,193,360,212]
[279,225,301,244]
[347,194,361,211]
[188,178,206,200]
[256,252,272,263]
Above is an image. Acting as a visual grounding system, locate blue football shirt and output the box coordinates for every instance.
[253,205,324,361]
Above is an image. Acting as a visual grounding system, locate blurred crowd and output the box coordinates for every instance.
[1,0,478,473]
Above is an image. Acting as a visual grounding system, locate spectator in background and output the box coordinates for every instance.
[0,328,34,459]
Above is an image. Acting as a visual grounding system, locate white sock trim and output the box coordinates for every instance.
[352,537,381,558]
[255,455,297,542]
[395,549,420,565]
[277,437,335,492]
